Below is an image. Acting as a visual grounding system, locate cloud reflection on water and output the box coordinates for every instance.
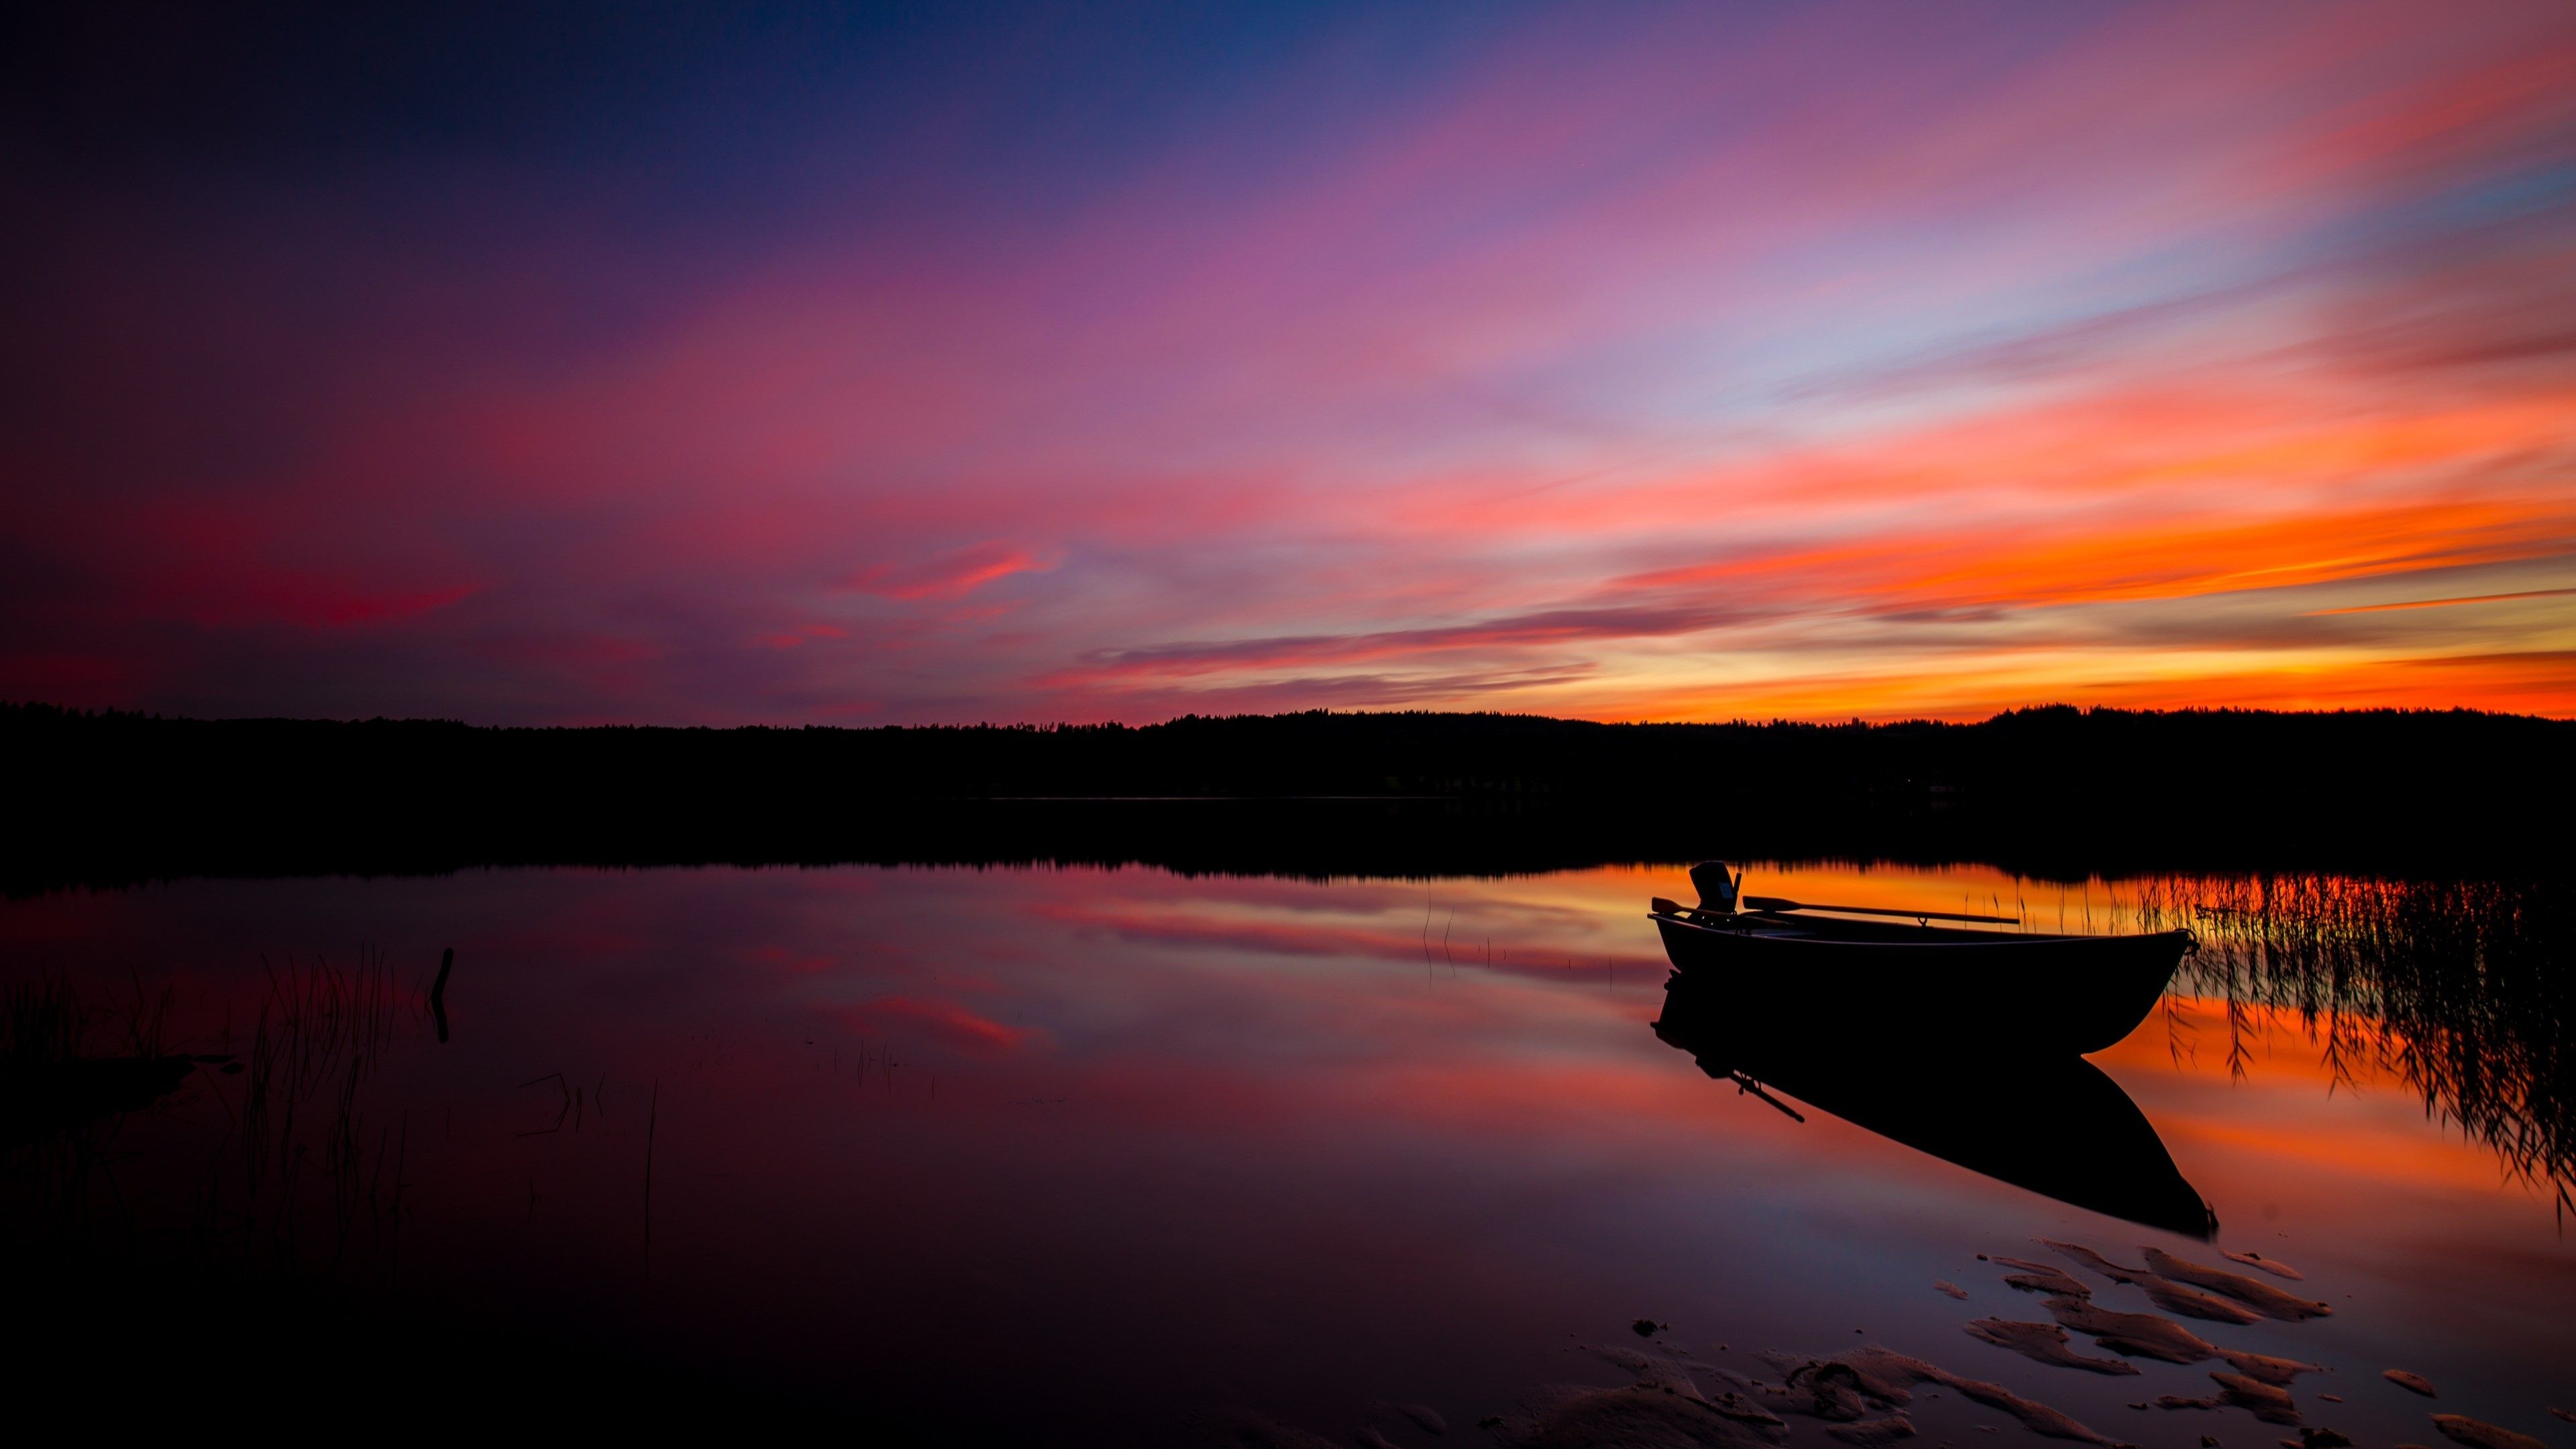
[0,859,2567,1442]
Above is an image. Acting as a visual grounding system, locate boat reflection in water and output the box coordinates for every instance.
[1649,861,2216,1238]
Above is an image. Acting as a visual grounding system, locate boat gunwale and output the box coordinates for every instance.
[1650,909,2187,948]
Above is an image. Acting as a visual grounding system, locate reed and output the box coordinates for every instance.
[1,948,417,1287]
[0,973,105,1234]
[2139,874,2573,1213]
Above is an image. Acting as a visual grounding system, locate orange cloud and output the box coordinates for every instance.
[2310,587,2576,615]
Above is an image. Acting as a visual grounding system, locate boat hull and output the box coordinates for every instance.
[1652,913,2191,1056]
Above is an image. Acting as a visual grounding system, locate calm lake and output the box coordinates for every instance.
[4,859,2569,1446]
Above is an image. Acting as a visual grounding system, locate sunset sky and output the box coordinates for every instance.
[5,1,2573,724]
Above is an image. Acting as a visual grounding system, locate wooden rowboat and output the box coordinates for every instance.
[1648,900,2194,1057]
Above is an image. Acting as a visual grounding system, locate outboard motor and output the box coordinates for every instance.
[1689,861,1740,915]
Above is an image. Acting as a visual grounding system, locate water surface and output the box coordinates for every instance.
[3,861,2567,1444]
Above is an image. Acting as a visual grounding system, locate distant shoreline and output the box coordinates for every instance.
[7,701,2569,892]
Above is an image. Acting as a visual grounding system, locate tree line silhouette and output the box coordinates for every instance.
[5,701,2566,890]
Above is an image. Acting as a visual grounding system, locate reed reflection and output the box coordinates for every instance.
[2137,875,2573,1214]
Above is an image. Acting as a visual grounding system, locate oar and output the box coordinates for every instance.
[1741,895,2018,924]
[1729,1070,1806,1123]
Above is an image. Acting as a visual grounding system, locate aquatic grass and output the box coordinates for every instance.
[231,949,407,1276]
[0,971,89,1067]
[1,948,420,1285]
[0,973,110,1236]
[2138,874,2573,1216]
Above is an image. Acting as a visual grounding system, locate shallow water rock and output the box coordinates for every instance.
[2039,1241,2143,1285]
[2212,1373,2302,1426]
[2222,1250,2304,1280]
[2143,1248,2332,1321]
[1493,1383,1793,1449]
[1964,1319,2139,1376]
[2039,1295,2217,1364]
[1990,1257,2090,1298]
[1822,1348,2131,1448]
[1729,1355,1894,1426]
[2136,1275,2264,1326]
[1938,1368,2131,1446]
[1829,1415,1918,1446]
[1764,1363,1873,1421]
[1842,1350,1950,1403]
[2218,1352,2322,1388]
[1587,1344,1707,1400]
[2432,1415,2551,1449]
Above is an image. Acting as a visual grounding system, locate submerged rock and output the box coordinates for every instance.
[1759,1360,1875,1421]
[1964,1320,2139,1376]
[2383,1371,2438,1398]
[2222,1250,2304,1280]
[1935,1281,1970,1301]
[1990,1257,2091,1299]
[1587,1344,1710,1401]
[2212,1373,2302,1426]
[1830,1415,1918,1446]
[2135,1275,2263,1326]
[2432,1416,2551,1449]
[2039,1295,2218,1364]
[1929,1369,2131,1446]
[1491,1383,1792,1449]
[1812,1348,2132,1448]
[2142,1248,2332,1321]
[2218,1352,2322,1389]
[2039,1241,2145,1285]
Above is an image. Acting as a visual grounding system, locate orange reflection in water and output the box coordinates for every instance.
[1,857,2569,1446]
[2099,998,2518,1197]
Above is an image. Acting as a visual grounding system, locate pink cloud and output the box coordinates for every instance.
[845,542,1059,602]
[158,576,480,631]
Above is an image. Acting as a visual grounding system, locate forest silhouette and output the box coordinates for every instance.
[6,701,2567,891]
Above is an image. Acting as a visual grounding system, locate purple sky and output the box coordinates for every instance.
[5,1,2572,722]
